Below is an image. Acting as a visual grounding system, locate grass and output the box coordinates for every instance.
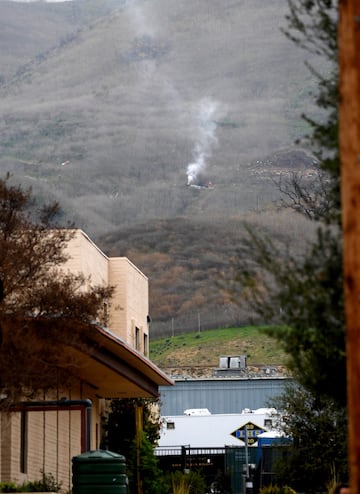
[149,325,288,368]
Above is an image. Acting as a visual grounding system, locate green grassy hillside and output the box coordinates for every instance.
[149,326,288,368]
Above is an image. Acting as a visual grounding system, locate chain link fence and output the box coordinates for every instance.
[150,304,264,339]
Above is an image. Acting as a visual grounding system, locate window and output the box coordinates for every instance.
[143,333,148,356]
[135,326,140,351]
[264,419,273,429]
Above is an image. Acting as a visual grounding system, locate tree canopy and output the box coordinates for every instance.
[270,383,348,492]
[230,1,347,487]
[231,0,344,406]
[104,398,166,494]
[282,0,340,223]
[0,174,111,407]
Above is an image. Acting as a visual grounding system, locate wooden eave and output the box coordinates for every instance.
[67,324,174,399]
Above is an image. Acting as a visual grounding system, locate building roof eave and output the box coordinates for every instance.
[66,323,174,399]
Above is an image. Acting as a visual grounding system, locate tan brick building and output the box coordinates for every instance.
[0,230,172,492]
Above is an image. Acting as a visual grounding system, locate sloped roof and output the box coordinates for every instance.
[158,410,276,449]
[65,324,173,398]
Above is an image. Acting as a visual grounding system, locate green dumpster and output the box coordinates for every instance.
[72,449,128,493]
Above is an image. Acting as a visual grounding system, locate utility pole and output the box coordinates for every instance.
[339,1,360,494]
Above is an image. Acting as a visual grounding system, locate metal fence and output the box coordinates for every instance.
[150,307,263,339]
[155,445,288,494]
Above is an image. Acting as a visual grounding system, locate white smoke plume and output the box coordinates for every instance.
[124,3,223,186]
[187,98,220,186]
[124,0,158,37]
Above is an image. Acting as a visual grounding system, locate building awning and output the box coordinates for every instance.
[65,324,173,398]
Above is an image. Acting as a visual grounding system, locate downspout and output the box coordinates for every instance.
[11,398,92,452]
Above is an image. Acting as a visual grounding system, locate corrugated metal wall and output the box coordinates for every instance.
[159,378,291,415]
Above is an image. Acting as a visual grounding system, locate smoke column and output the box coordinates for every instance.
[124,3,223,186]
[187,98,219,185]
[124,0,156,36]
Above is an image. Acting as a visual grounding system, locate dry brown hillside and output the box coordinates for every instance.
[101,209,317,337]
[0,0,322,334]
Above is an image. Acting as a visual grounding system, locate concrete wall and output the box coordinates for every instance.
[108,257,149,354]
[63,230,109,289]
[64,230,149,352]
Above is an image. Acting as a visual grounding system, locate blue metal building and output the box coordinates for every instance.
[159,377,291,415]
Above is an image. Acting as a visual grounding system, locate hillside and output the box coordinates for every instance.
[101,209,317,336]
[0,0,320,236]
[149,326,289,378]
[0,0,324,333]
[0,0,120,82]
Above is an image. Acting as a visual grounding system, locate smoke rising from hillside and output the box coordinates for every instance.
[0,0,321,239]
[187,98,220,185]
[123,2,227,189]
[123,0,221,188]
[124,0,157,36]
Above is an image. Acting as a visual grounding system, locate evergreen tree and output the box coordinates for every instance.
[231,0,344,405]
[128,432,168,494]
[105,398,161,455]
[270,383,348,493]
[230,0,348,489]
[105,398,166,494]
[233,224,345,406]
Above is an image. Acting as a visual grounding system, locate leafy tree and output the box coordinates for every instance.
[0,174,111,407]
[230,0,344,404]
[232,223,345,406]
[105,398,161,453]
[229,0,348,488]
[104,398,165,494]
[128,432,168,494]
[269,383,348,493]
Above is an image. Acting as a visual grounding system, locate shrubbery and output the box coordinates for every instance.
[0,471,61,492]
[165,471,206,494]
[260,485,296,494]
